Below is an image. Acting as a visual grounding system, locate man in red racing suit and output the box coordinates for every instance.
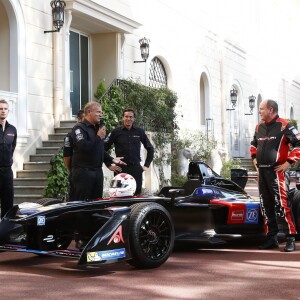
[250,99,300,252]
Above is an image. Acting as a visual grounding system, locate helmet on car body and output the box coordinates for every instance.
[109,173,136,197]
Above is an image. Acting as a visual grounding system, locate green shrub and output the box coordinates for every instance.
[220,157,241,179]
[171,173,187,186]
[43,148,69,200]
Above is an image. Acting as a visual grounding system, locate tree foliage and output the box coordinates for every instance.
[95,79,179,187]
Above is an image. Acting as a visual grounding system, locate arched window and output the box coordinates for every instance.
[149,57,167,88]
[199,75,206,126]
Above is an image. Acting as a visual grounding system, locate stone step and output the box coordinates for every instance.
[54,127,72,134]
[16,170,48,178]
[14,195,44,205]
[14,178,47,186]
[13,119,74,204]
[36,147,60,155]
[23,162,51,171]
[30,154,53,163]
[42,140,64,148]
[60,120,76,128]
[48,133,67,141]
[239,158,255,171]
[14,186,45,195]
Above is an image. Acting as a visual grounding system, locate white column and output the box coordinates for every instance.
[63,9,73,119]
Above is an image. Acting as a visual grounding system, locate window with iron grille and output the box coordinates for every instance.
[149,57,167,88]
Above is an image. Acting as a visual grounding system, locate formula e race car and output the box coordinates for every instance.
[0,161,299,269]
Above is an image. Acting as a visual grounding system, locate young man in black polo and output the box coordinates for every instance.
[0,99,17,218]
[105,108,154,195]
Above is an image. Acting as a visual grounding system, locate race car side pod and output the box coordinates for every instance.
[78,206,131,266]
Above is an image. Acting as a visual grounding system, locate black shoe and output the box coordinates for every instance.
[258,237,279,250]
[284,237,296,252]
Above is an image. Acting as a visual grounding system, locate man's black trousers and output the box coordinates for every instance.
[0,167,14,218]
[71,168,103,201]
[258,167,297,236]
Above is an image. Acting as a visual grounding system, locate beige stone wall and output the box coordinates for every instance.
[0,2,10,91]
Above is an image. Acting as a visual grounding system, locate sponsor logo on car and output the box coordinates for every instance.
[37,216,45,226]
[87,248,126,263]
[107,225,124,245]
[245,207,259,224]
[231,210,244,221]
[43,235,55,243]
[195,187,214,196]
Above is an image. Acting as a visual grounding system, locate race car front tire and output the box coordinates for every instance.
[128,202,174,268]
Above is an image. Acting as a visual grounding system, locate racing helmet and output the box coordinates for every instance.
[109,173,136,197]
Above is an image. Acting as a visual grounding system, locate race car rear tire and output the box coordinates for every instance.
[128,202,174,268]
[36,198,63,206]
[292,190,300,233]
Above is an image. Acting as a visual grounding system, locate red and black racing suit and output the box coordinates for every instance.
[250,115,300,237]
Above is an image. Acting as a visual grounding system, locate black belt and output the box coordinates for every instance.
[258,164,274,168]
[74,167,101,171]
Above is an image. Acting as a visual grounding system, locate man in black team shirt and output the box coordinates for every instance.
[105,108,154,195]
[0,99,17,219]
[71,101,125,200]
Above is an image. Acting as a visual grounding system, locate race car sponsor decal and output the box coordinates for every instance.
[107,225,124,245]
[228,203,260,224]
[211,200,260,224]
[53,250,81,257]
[228,203,247,224]
[231,210,244,221]
[37,216,46,226]
[87,248,126,263]
[195,187,215,197]
[245,205,259,224]
[43,235,55,243]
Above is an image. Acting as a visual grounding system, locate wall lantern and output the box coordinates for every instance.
[226,88,238,111]
[245,95,256,115]
[134,37,150,63]
[44,0,66,34]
